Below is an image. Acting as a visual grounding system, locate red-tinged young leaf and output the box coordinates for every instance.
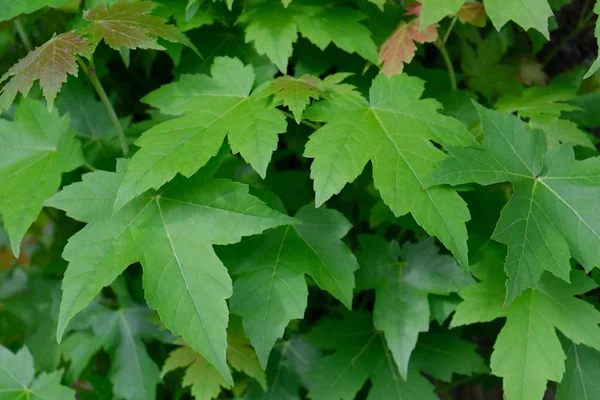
[404,1,423,16]
[457,2,486,27]
[379,19,437,76]
[83,0,199,55]
[0,32,90,111]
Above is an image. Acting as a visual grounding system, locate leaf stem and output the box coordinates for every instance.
[77,56,129,156]
[14,19,33,52]
[280,110,322,130]
[435,40,457,91]
[442,15,458,45]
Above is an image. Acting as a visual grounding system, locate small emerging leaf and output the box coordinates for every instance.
[379,19,437,76]
[0,31,90,111]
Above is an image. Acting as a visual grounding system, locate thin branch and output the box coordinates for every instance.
[77,56,129,156]
[443,15,458,45]
[435,40,457,91]
[14,19,33,52]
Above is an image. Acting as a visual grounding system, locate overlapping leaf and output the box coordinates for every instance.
[114,57,286,210]
[162,318,266,400]
[238,0,378,72]
[452,243,600,400]
[306,312,438,400]
[263,73,355,123]
[219,205,358,367]
[0,32,90,111]
[356,236,473,378]
[304,73,477,269]
[585,2,600,78]
[83,0,199,55]
[0,99,83,257]
[429,105,600,303]
[0,0,67,22]
[557,341,600,399]
[0,345,75,400]
[46,157,294,384]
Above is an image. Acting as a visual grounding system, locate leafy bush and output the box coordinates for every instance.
[1,0,599,399]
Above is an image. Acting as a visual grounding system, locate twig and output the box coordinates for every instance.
[435,40,457,91]
[14,19,33,52]
[443,15,458,45]
[76,56,129,156]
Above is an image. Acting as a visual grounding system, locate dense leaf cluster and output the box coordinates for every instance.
[1,0,600,399]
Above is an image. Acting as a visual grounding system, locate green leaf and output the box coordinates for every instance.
[452,243,600,400]
[243,338,319,399]
[219,205,358,367]
[356,236,473,378]
[410,329,488,382]
[46,161,294,384]
[238,1,378,72]
[307,312,438,400]
[557,342,600,399]
[0,32,90,111]
[0,345,75,400]
[419,0,464,28]
[304,74,477,270]
[83,0,199,56]
[529,116,594,149]
[429,104,600,303]
[114,57,286,210]
[0,0,68,22]
[264,73,354,123]
[495,85,581,120]
[484,0,553,38]
[0,99,83,257]
[162,318,266,399]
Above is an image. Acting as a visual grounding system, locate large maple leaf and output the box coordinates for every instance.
[113,57,286,211]
[303,73,477,270]
[238,1,378,72]
[83,0,198,54]
[356,236,473,378]
[0,31,90,111]
[429,104,600,303]
[45,157,294,383]
[0,99,83,257]
[452,243,600,400]
[218,205,358,367]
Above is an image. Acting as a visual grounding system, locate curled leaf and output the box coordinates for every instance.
[0,32,90,111]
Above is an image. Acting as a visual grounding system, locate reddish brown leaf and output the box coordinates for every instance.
[0,31,90,111]
[379,19,437,76]
[83,0,199,55]
[457,2,486,27]
[404,1,423,16]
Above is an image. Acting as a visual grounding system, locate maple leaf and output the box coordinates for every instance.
[557,341,600,399]
[484,0,552,38]
[238,1,378,72]
[45,157,294,384]
[83,0,199,55]
[457,2,486,27]
[264,73,355,123]
[356,236,473,378]
[162,318,266,399]
[0,345,75,400]
[306,312,438,400]
[379,18,437,76]
[113,57,286,211]
[0,99,83,257]
[419,0,464,27]
[410,329,488,382]
[0,0,68,22]
[218,205,358,367]
[303,73,477,270]
[0,31,90,111]
[429,104,600,303]
[243,337,319,399]
[451,243,600,400]
[62,301,164,400]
